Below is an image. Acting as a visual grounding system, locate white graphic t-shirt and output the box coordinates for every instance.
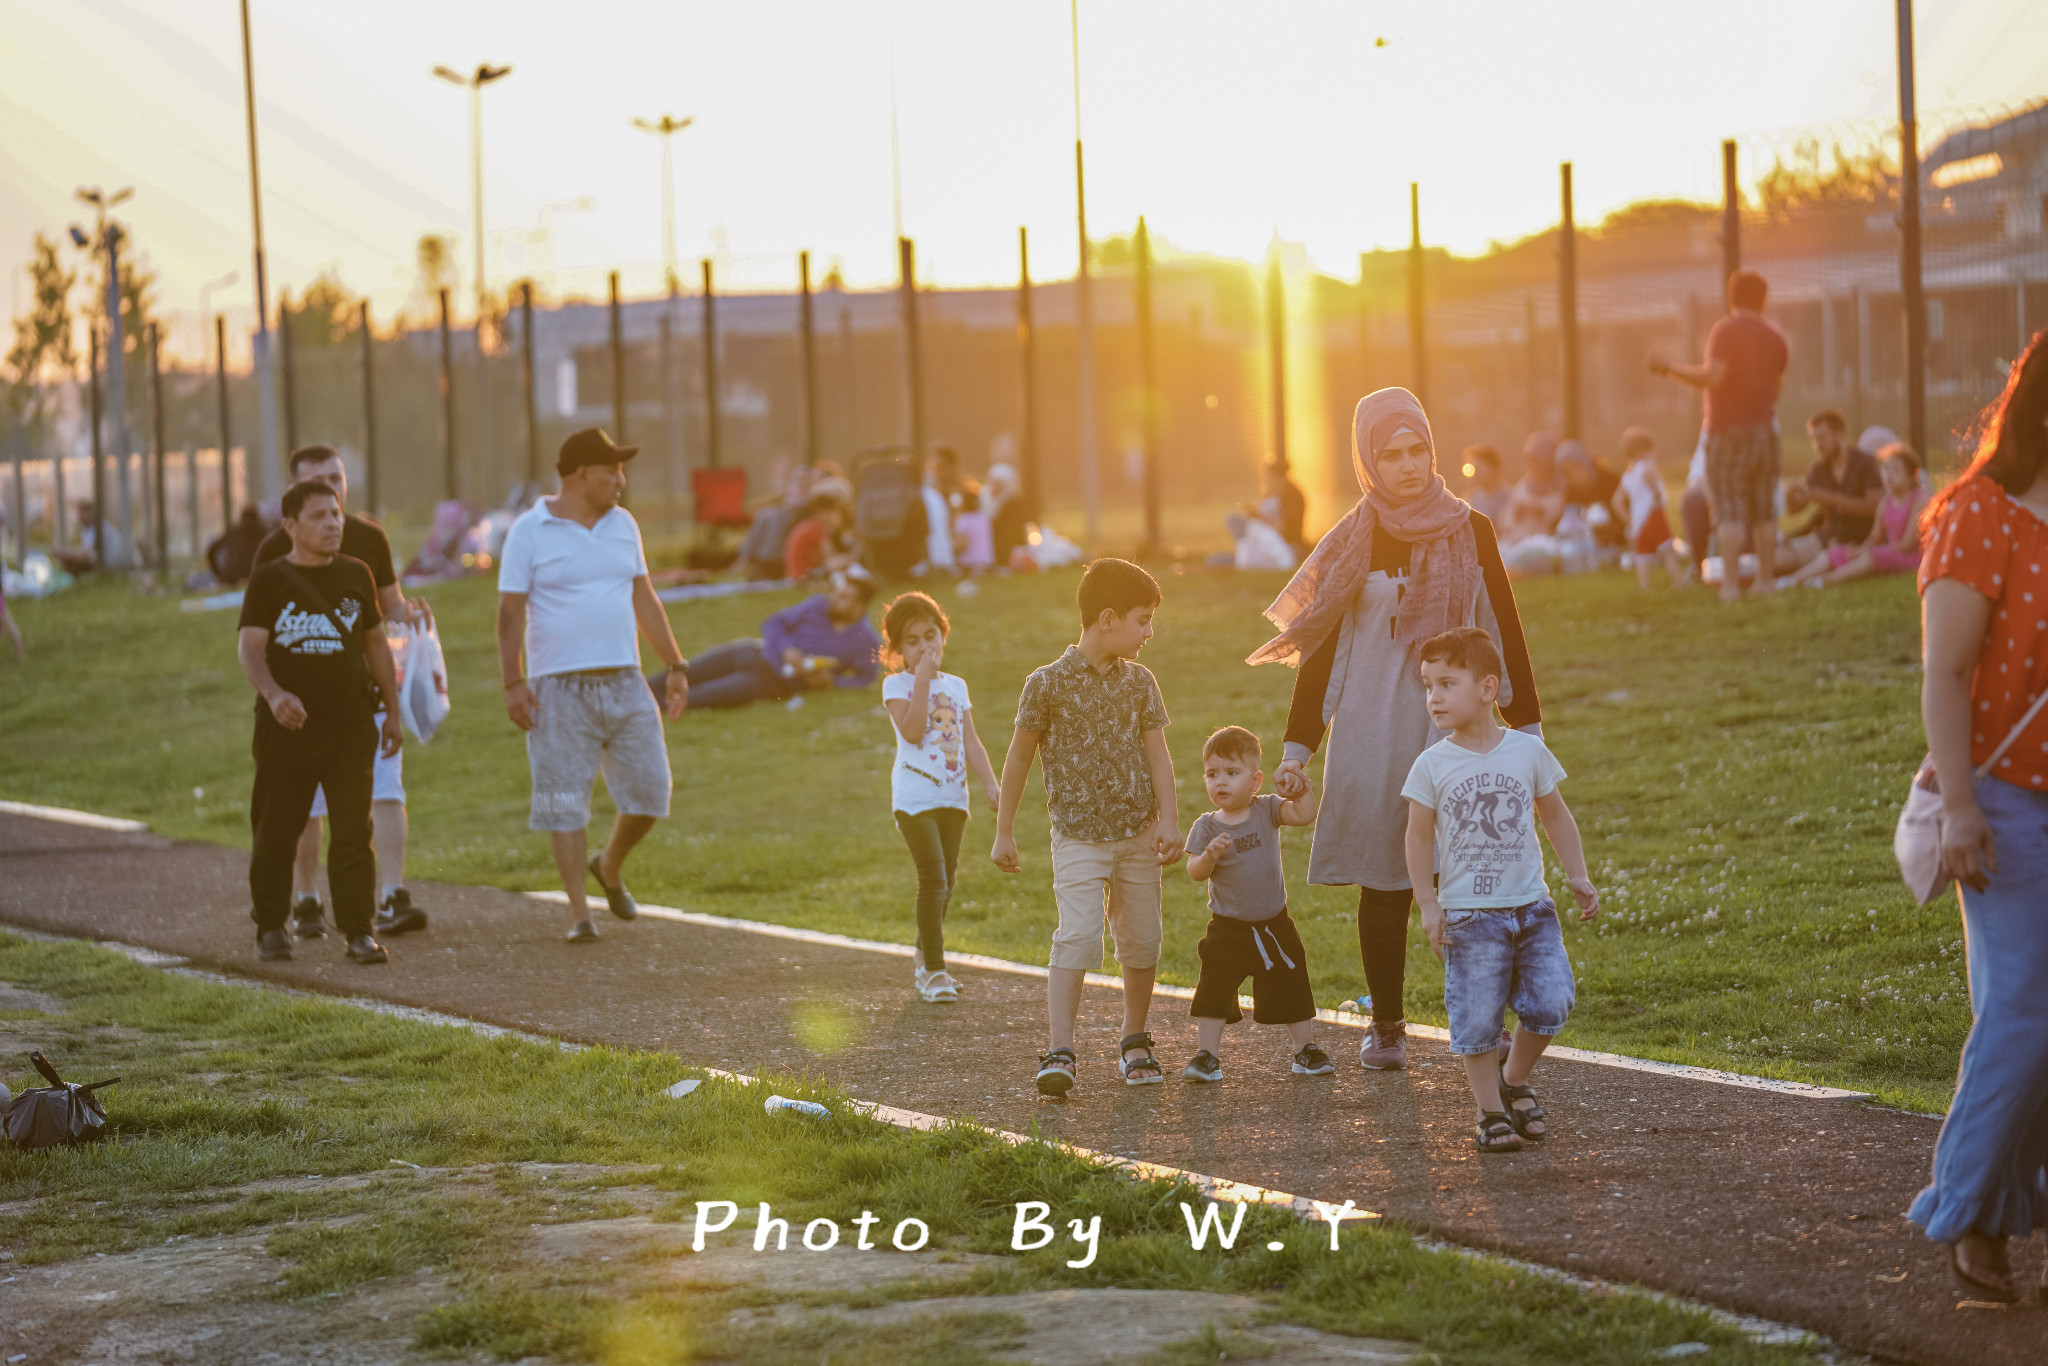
[1400,729,1567,909]
[882,671,973,814]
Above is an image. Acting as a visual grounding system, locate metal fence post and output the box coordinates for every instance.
[701,258,721,468]
[609,271,626,443]
[1559,162,1582,440]
[279,291,298,453]
[438,287,457,502]
[659,311,676,522]
[1017,227,1039,519]
[1407,183,1427,407]
[898,236,925,461]
[1136,216,1160,551]
[215,315,234,533]
[1722,140,1741,284]
[359,300,379,515]
[799,250,819,467]
[88,325,105,568]
[149,322,167,568]
[1266,252,1287,468]
[520,283,537,488]
[1525,294,1541,432]
[1895,0,1927,455]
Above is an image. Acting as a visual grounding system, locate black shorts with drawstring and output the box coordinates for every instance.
[1189,908,1316,1025]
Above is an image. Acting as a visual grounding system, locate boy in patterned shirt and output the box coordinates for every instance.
[992,559,1181,1096]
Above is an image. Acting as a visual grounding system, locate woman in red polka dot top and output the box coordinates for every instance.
[1909,330,2048,1302]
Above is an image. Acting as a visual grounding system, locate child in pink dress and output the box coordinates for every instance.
[1781,444,1928,588]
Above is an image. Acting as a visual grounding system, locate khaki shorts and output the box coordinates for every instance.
[1048,829,1163,971]
[527,669,672,831]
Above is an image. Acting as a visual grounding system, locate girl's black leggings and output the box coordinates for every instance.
[1356,885,1415,1024]
[895,807,967,970]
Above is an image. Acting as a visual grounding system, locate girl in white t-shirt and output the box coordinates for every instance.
[1612,427,1688,590]
[881,592,1001,1002]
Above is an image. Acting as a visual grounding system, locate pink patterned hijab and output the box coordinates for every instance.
[1247,387,1479,667]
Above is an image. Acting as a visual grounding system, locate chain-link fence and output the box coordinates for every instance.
[6,99,2045,569]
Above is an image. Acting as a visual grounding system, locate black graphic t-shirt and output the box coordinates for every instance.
[255,513,397,589]
[238,555,384,726]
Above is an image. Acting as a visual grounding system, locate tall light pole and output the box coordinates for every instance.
[1895,0,1927,456]
[237,0,280,499]
[73,186,136,568]
[1070,0,1099,544]
[631,114,694,296]
[432,62,514,322]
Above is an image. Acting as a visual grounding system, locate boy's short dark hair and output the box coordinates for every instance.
[1807,408,1847,434]
[1202,726,1262,766]
[289,444,341,476]
[1077,557,1161,627]
[282,479,340,521]
[1417,626,1503,682]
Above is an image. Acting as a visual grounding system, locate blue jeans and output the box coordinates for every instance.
[1442,896,1575,1055]
[1909,775,2048,1243]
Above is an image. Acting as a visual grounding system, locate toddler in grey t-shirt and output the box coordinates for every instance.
[1180,726,1329,1083]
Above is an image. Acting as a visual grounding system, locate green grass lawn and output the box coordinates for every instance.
[0,933,1820,1365]
[0,565,1956,1111]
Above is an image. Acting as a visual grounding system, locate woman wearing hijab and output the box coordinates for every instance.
[1255,388,1544,1070]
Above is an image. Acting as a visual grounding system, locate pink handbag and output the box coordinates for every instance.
[1896,686,2048,903]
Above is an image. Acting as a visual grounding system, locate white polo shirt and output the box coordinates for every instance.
[496,499,648,679]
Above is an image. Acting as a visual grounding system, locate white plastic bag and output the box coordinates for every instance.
[397,621,452,744]
[1233,518,1297,570]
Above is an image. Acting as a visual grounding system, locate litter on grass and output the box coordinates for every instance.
[4,1051,119,1151]
[664,1078,702,1098]
[764,1094,830,1118]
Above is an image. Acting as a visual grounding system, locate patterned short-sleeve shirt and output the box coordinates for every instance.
[1013,645,1171,841]
[1919,474,2048,790]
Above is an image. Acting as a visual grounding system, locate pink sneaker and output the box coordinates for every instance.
[1358,1019,1408,1070]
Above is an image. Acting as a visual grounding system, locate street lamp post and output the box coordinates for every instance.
[433,63,514,323]
[631,114,695,296]
[72,186,136,568]
[237,0,280,501]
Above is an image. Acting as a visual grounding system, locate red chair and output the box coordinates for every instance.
[691,468,751,528]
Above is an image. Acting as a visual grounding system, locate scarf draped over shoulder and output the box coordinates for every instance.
[1247,387,1480,667]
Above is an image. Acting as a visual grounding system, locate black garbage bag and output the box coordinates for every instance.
[4,1051,119,1151]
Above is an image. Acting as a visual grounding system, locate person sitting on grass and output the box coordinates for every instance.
[1180,726,1330,1083]
[1778,444,1929,589]
[880,592,1001,1004]
[677,566,881,709]
[1401,627,1598,1155]
[782,493,855,581]
[992,558,1181,1097]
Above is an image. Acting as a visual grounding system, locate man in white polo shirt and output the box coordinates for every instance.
[496,428,689,943]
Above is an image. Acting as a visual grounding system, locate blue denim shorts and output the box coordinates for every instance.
[1442,896,1576,1055]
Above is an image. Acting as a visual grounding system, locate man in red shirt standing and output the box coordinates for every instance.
[1650,270,1789,601]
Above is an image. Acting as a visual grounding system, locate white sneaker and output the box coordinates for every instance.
[917,970,961,1003]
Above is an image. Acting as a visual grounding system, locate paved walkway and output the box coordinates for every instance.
[1,811,2033,1365]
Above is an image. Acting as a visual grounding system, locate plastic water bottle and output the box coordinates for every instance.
[764,1094,830,1119]
[1336,995,1373,1014]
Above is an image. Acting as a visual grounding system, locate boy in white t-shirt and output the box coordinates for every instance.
[1401,627,1599,1155]
[880,592,1000,1002]
[1612,427,1688,590]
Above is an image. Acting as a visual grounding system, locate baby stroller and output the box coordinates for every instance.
[852,447,929,580]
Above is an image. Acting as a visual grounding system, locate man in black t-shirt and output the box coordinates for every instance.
[237,480,404,966]
[1784,409,1883,548]
[254,445,431,941]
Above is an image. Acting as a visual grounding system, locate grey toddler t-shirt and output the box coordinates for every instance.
[1185,794,1289,921]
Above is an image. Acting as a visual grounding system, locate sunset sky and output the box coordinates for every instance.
[5,0,2047,361]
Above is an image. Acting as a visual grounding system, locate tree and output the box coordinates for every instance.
[288,270,359,349]
[406,235,458,326]
[1754,136,1895,219]
[4,233,78,433]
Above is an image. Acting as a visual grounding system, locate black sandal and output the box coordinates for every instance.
[1498,1065,1547,1141]
[1474,1112,1524,1153]
[1036,1047,1077,1097]
[1118,1032,1164,1086]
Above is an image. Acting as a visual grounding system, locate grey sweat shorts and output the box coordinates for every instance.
[526,668,672,831]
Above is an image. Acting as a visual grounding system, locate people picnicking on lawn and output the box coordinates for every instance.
[1403,627,1598,1153]
[673,565,881,710]
[992,558,1181,1096]
[879,591,1001,1004]
[1778,441,1929,589]
[1182,726,1329,1083]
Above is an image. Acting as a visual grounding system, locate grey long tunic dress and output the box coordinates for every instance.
[1281,515,1542,890]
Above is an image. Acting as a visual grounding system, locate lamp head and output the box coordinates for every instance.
[476,63,512,85]
[432,64,464,86]
[68,225,89,248]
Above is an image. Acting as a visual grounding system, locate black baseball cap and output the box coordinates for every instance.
[557,427,639,475]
